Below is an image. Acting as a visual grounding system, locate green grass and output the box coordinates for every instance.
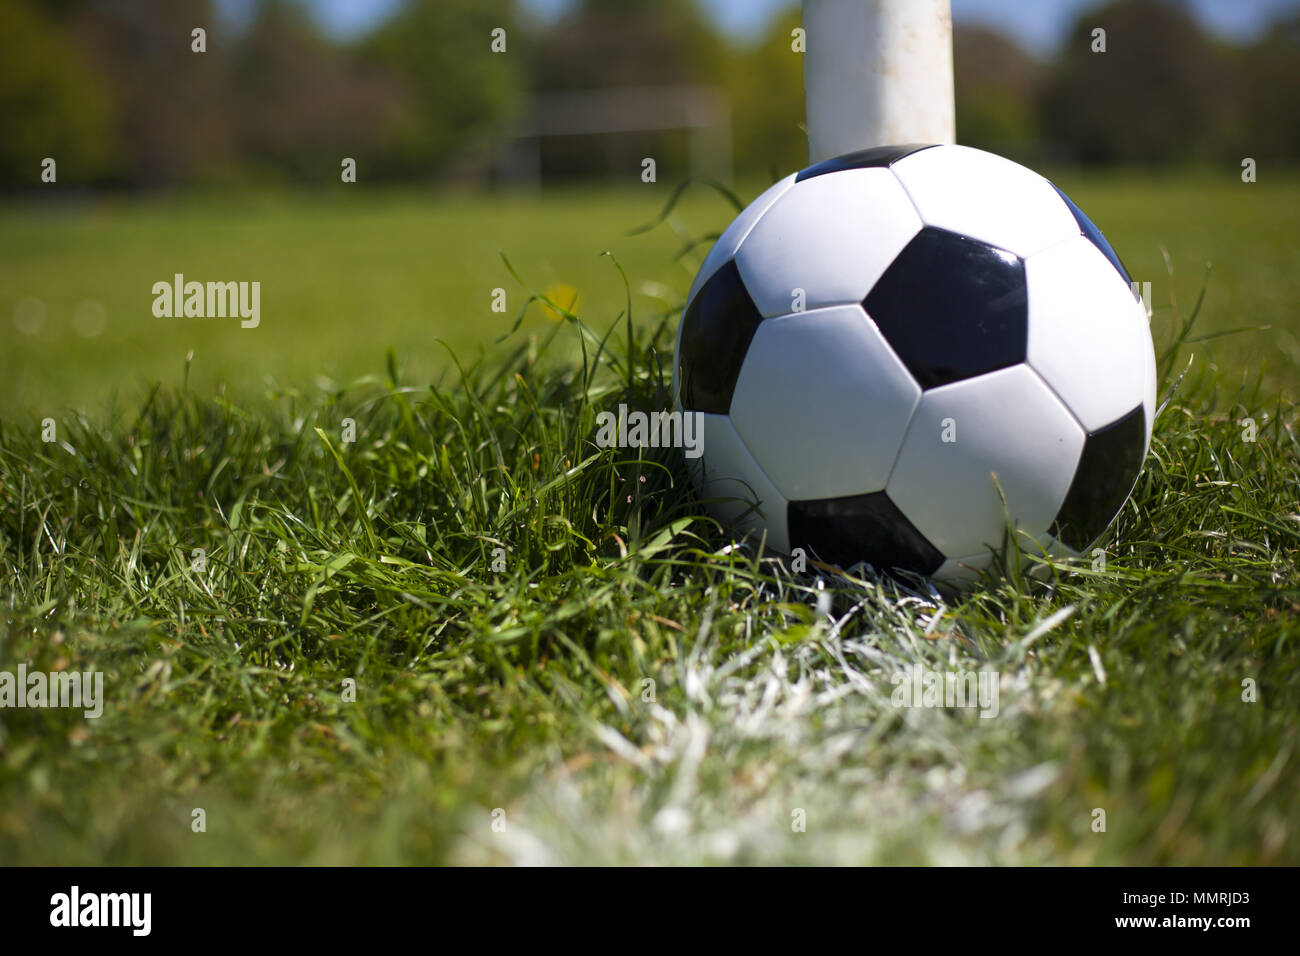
[1,174,1299,864]
[0,184,737,412]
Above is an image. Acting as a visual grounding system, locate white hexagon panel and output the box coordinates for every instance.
[886,364,1085,558]
[685,413,790,553]
[890,145,1080,259]
[1024,236,1152,434]
[729,305,920,501]
[734,167,923,318]
[932,551,995,587]
[934,533,1080,587]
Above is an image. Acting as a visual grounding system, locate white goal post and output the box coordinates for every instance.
[803,0,956,163]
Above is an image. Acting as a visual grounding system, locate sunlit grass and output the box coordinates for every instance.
[1,172,1298,864]
[1,249,1298,863]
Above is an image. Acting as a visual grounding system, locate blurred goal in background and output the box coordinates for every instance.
[497,84,732,188]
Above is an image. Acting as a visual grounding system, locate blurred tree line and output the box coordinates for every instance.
[1,0,1297,190]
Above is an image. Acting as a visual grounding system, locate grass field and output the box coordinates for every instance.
[0,184,737,412]
[1,172,1299,864]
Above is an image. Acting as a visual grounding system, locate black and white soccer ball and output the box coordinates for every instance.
[673,144,1156,585]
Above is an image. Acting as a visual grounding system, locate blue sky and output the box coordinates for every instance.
[286,0,1298,52]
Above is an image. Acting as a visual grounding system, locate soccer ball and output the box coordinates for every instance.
[673,144,1156,585]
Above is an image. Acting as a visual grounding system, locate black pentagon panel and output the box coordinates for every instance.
[1050,404,1147,551]
[678,260,764,414]
[863,227,1028,390]
[787,491,944,576]
[796,144,937,182]
[1050,182,1135,293]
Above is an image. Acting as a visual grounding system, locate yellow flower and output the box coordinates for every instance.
[540,284,578,323]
